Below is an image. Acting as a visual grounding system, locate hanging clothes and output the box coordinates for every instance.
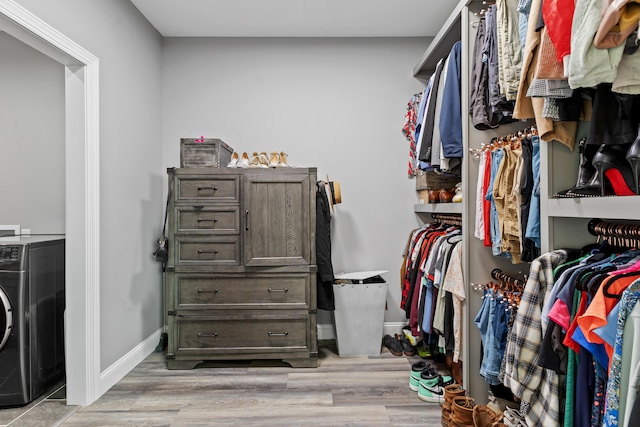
[402,92,422,176]
[315,181,335,311]
[503,249,569,427]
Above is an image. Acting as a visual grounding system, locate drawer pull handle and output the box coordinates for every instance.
[197,249,218,254]
[268,332,288,337]
[197,288,218,294]
[193,205,204,210]
[197,186,218,191]
[245,210,249,230]
[197,332,218,338]
[197,218,218,222]
[268,288,289,293]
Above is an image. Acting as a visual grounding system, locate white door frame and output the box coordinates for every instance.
[0,0,100,406]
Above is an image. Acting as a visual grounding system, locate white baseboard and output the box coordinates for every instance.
[317,322,407,340]
[99,329,162,395]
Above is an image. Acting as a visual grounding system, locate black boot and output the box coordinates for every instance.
[554,139,602,198]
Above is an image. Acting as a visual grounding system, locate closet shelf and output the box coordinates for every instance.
[412,0,483,78]
[546,196,640,220]
[414,203,463,214]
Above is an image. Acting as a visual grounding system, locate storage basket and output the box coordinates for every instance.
[415,169,460,191]
[180,138,234,168]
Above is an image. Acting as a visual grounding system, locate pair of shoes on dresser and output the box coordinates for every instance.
[227,151,290,168]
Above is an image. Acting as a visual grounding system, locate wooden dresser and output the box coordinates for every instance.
[165,167,318,369]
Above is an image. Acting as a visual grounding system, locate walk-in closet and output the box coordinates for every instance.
[410,0,640,426]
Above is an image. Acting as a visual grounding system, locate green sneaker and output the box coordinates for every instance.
[409,361,436,391]
[418,373,454,403]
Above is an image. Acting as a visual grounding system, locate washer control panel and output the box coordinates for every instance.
[0,247,19,263]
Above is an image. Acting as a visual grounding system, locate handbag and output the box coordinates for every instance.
[153,171,175,263]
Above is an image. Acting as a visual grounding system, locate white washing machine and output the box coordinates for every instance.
[0,235,65,407]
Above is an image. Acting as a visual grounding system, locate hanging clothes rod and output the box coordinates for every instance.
[431,213,462,226]
[587,218,640,248]
[490,268,526,289]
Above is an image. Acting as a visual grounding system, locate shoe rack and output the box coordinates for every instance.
[413,0,640,406]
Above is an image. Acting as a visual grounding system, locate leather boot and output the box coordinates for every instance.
[450,396,475,427]
[555,138,602,197]
[472,405,498,427]
[450,359,463,386]
[441,384,466,427]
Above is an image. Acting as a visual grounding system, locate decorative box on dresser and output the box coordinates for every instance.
[165,166,318,369]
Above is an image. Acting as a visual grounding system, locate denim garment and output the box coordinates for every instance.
[525,136,540,247]
[422,276,434,334]
[517,0,532,56]
[474,290,505,385]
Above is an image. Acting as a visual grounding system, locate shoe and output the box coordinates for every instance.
[442,384,466,427]
[238,152,250,168]
[450,396,475,427]
[258,152,269,168]
[227,152,239,168]
[450,358,463,387]
[395,333,416,356]
[592,143,637,196]
[248,152,260,167]
[279,151,289,167]
[472,405,498,427]
[502,407,525,427]
[415,342,433,358]
[382,334,403,356]
[418,372,454,403]
[410,361,436,391]
[626,124,640,194]
[269,151,281,167]
[554,138,598,197]
[402,327,420,346]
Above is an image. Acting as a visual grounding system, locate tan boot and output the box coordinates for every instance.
[450,396,475,427]
[450,359,463,386]
[442,384,466,427]
[472,405,498,427]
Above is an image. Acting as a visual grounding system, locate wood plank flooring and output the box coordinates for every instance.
[1,340,445,426]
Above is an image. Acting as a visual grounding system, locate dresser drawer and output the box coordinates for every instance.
[172,237,240,266]
[175,175,239,202]
[175,206,240,234]
[171,315,311,353]
[170,273,310,309]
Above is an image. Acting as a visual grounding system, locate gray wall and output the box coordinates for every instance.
[162,37,426,327]
[0,32,65,234]
[13,0,164,370]
[4,0,429,380]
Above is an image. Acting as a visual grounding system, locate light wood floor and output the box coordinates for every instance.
[1,340,445,426]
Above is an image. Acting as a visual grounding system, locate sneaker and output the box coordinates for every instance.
[402,327,420,346]
[382,334,403,356]
[418,373,454,403]
[415,342,433,358]
[409,361,436,391]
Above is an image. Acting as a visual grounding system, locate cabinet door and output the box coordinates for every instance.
[243,172,312,267]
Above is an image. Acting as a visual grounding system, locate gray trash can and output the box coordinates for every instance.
[332,270,388,357]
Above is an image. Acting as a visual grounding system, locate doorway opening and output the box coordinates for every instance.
[0,0,100,406]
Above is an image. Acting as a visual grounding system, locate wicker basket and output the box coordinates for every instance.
[180,138,234,168]
[415,169,460,191]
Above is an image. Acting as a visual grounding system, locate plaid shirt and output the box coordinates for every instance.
[503,250,568,427]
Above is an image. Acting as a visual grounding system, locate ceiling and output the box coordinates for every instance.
[129,0,458,38]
